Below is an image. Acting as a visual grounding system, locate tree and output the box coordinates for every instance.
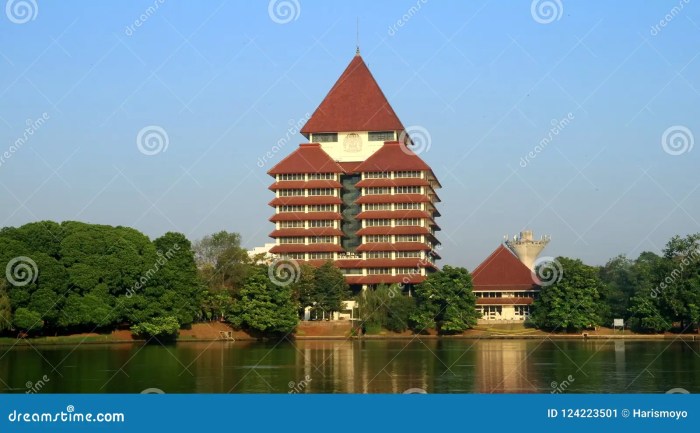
[530,257,604,332]
[291,264,316,314]
[0,283,12,332]
[411,266,479,334]
[131,316,180,341]
[229,267,298,335]
[359,284,416,333]
[312,261,349,318]
[13,308,44,333]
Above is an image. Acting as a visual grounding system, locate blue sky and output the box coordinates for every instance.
[0,0,699,269]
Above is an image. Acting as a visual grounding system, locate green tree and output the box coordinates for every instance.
[0,283,12,332]
[291,263,316,313]
[411,266,479,334]
[359,284,416,333]
[131,316,180,341]
[312,261,348,318]
[229,267,298,335]
[13,308,44,333]
[530,257,604,332]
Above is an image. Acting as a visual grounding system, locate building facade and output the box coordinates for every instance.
[471,231,549,322]
[267,53,441,291]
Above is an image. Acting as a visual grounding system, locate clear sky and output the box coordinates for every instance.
[1,0,699,269]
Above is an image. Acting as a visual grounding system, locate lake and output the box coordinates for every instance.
[1,339,698,393]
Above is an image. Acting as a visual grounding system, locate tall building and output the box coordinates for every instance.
[471,231,549,321]
[267,52,441,291]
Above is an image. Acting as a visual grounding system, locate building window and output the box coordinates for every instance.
[279,237,305,244]
[309,252,333,260]
[309,220,334,228]
[279,205,304,212]
[395,203,422,210]
[396,235,421,242]
[278,173,305,181]
[394,171,422,178]
[366,251,392,259]
[279,189,304,197]
[396,186,421,194]
[396,267,419,274]
[341,268,363,275]
[365,187,391,195]
[367,268,391,275]
[368,131,395,141]
[308,236,334,244]
[308,188,335,196]
[395,218,421,226]
[366,235,391,243]
[279,253,305,260]
[308,173,335,180]
[364,203,392,211]
[364,171,390,179]
[396,251,421,258]
[280,221,305,228]
[312,133,338,142]
[309,204,335,212]
[365,219,391,227]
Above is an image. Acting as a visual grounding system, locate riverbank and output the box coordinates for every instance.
[2,322,699,346]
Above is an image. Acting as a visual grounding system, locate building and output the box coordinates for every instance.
[267,52,441,292]
[471,231,549,321]
[247,242,276,264]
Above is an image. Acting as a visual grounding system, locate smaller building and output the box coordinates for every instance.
[247,242,276,264]
[471,231,549,322]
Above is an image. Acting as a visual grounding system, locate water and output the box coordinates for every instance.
[1,339,699,393]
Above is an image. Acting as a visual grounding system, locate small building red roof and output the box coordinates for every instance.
[471,245,539,291]
[355,141,431,172]
[267,143,345,175]
[300,55,404,135]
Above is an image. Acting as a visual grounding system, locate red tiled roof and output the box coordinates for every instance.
[476,298,534,305]
[356,226,434,236]
[269,244,345,253]
[269,196,342,206]
[338,161,362,173]
[345,274,427,285]
[298,259,438,269]
[355,194,431,204]
[270,212,341,222]
[471,245,539,291]
[269,180,341,190]
[268,143,345,175]
[355,141,431,172]
[355,178,430,187]
[300,55,404,134]
[269,228,343,237]
[355,210,433,220]
[356,242,433,252]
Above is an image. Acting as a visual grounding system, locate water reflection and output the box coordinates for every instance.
[1,339,699,393]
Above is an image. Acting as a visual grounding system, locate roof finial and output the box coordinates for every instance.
[356,17,360,55]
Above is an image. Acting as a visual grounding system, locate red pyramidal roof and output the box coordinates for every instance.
[354,141,431,172]
[267,143,344,175]
[471,245,539,291]
[300,54,404,135]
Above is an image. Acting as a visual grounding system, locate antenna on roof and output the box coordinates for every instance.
[356,17,360,55]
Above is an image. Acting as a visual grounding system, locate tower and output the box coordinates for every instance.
[504,230,550,271]
[266,53,441,290]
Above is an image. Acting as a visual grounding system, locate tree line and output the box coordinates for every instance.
[1,220,698,338]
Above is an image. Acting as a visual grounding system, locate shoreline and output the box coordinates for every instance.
[1,332,698,347]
